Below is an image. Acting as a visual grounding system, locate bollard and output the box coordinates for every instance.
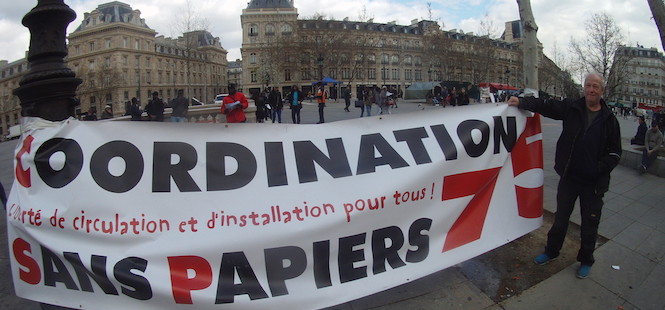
[12,1,80,309]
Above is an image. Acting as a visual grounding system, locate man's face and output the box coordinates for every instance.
[652,125,660,132]
[584,75,604,105]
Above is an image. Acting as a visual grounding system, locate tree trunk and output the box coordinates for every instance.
[648,0,665,52]
[517,0,539,95]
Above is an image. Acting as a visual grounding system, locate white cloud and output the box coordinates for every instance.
[0,19,29,62]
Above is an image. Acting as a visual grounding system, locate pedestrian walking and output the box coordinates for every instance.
[269,87,283,123]
[459,87,470,106]
[252,90,268,123]
[287,85,303,124]
[145,91,165,122]
[343,89,351,112]
[170,89,189,122]
[507,73,622,279]
[128,97,142,121]
[316,84,326,123]
[365,87,376,117]
[379,86,389,115]
[450,87,458,107]
[441,86,448,108]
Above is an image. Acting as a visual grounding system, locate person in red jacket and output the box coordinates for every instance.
[221,83,249,123]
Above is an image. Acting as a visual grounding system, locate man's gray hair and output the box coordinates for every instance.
[584,73,605,91]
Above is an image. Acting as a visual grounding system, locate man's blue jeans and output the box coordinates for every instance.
[272,109,282,123]
[171,116,186,123]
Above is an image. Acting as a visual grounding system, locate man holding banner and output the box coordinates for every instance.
[508,73,622,279]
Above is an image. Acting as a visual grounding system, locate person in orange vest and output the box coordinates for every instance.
[316,83,327,124]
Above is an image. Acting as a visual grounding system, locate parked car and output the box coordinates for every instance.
[214,94,229,105]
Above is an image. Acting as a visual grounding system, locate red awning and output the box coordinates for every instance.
[478,83,517,91]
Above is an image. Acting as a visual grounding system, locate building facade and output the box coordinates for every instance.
[227,59,243,92]
[239,0,569,99]
[0,1,229,127]
[66,1,228,117]
[612,45,664,110]
[0,58,27,138]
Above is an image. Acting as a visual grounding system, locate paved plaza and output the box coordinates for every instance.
[1,99,664,309]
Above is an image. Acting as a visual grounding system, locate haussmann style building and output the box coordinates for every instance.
[611,45,665,111]
[239,0,572,100]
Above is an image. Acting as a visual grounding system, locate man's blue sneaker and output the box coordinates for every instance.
[534,253,552,265]
[577,265,591,279]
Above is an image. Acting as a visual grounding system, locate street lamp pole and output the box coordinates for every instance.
[138,71,141,104]
[317,55,324,82]
[12,2,81,308]
[265,72,270,90]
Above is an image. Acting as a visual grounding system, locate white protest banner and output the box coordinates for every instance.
[6,104,543,309]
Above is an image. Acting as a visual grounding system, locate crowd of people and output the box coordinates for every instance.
[79,89,188,122]
[427,86,471,107]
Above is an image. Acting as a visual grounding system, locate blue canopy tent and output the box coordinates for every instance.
[312,76,343,100]
[312,76,341,85]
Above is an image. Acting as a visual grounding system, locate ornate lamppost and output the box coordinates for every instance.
[13,0,82,121]
[13,3,83,309]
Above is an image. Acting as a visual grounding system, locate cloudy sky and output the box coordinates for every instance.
[0,0,660,67]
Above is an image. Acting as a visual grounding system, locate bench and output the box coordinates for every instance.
[619,144,665,177]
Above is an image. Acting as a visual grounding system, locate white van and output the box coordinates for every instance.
[214,94,229,105]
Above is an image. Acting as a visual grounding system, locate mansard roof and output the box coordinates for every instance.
[247,0,295,9]
[72,1,153,33]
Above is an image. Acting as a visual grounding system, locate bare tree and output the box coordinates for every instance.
[648,0,665,51]
[569,12,629,100]
[517,0,539,91]
[304,12,330,20]
[475,13,500,86]
[357,5,374,23]
[258,20,349,93]
[171,0,211,101]
[424,2,443,26]
[77,66,123,115]
[426,2,434,21]
[569,12,623,79]
[548,40,574,98]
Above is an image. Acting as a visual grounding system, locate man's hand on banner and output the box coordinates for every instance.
[507,96,520,106]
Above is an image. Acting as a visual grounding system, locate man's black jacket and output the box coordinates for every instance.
[518,96,622,195]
